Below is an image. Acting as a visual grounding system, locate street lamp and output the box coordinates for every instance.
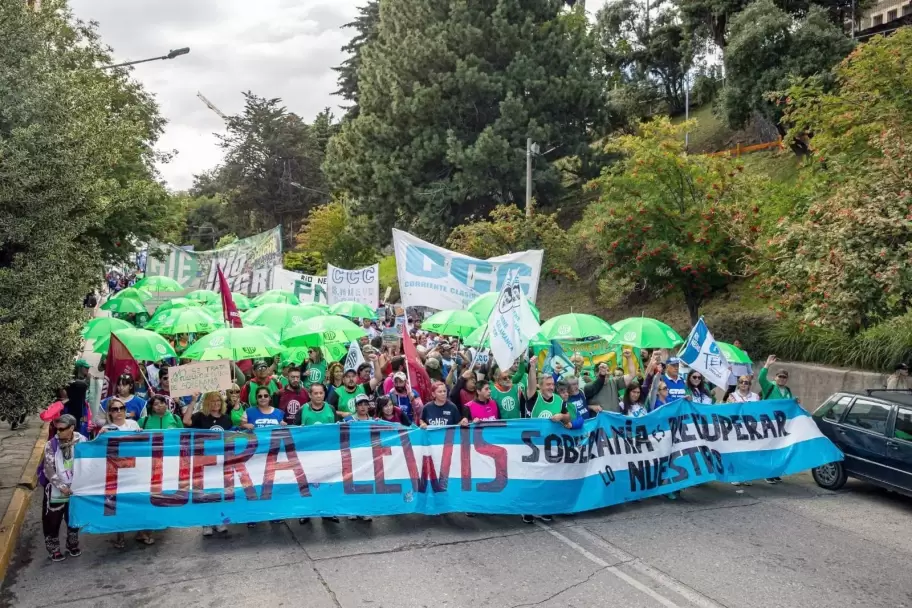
[100,47,190,70]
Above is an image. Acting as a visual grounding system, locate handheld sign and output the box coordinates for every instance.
[168,360,232,398]
[382,328,401,349]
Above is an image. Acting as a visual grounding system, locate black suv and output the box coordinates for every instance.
[811,390,912,497]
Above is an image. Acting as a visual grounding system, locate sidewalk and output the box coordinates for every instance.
[0,417,47,582]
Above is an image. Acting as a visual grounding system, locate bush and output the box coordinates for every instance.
[283,251,325,275]
[703,310,777,360]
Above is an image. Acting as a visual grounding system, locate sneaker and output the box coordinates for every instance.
[49,551,65,562]
[215,525,228,534]
[298,518,310,525]
[521,515,534,524]
[246,523,257,529]
[465,512,476,518]
[202,526,214,537]
[666,491,679,500]
[360,516,372,522]
[731,481,752,487]
[536,515,553,523]
[66,546,82,558]
[765,477,782,484]
[348,516,358,521]
[731,482,742,486]
[323,516,340,523]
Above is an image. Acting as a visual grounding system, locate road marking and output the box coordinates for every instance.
[569,527,727,608]
[535,522,683,608]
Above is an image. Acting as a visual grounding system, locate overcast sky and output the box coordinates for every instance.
[70,0,610,192]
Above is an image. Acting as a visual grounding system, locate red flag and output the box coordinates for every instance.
[401,323,432,403]
[218,265,243,328]
[105,334,140,399]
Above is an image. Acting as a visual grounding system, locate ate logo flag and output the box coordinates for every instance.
[488,272,541,372]
[344,340,365,373]
[679,318,730,387]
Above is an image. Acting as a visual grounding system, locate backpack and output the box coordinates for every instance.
[762,384,792,400]
[36,437,58,487]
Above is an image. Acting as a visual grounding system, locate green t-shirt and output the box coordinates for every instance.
[492,383,522,420]
[230,407,244,429]
[305,360,328,386]
[530,392,566,420]
[138,413,183,430]
[300,403,336,426]
[245,378,282,407]
[335,384,366,415]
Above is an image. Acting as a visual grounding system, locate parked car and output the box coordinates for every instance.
[810,390,912,497]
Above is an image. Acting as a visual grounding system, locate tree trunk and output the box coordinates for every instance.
[684,291,702,327]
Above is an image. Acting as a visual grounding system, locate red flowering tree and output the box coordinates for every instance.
[578,118,762,324]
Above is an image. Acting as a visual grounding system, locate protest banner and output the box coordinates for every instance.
[327,263,379,307]
[679,318,730,387]
[271,267,328,304]
[382,328,401,349]
[392,229,544,310]
[70,398,842,532]
[167,360,232,398]
[489,272,540,371]
[144,227,283,301]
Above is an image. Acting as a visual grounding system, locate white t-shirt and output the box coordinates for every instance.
[105,419,142,432]
[728,391,759,403]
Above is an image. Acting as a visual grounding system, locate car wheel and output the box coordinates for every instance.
[812,462,847,491]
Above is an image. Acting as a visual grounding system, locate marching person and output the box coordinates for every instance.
[272,367,309,426]
[329,353,381,419]
[686,372,715,404]
[727,376,759,403]
[303,347,328,386]
[660,358,688,401]
[227,383,244,429]
[138,395,183,429]
[325,362,344,402]
[490,366,525,420]
[239,361,283,407]
[294,382,341,526]
[619,382,648,417]
[184,391,231,535]
[419,382,468,428]
[376,395,411,425]
[343,394,374,423]
[101,373,146,421]
[41,414,86,562]
[387,371,420,424]
[465,381,498,422]
[449,369,477,408]
[241,387,286,430]
[758,355,794,485]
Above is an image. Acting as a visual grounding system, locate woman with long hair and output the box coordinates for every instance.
[620,382,647,417]
[226,383,244,428]
[41,414,87,562]
[727,376,759,403]
[185,391,232,431]
[325,362,344,402]
[687,372,715,404]
[138,395,183,429]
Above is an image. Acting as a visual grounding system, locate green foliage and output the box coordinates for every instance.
[0,0,173,419]
[760,31,912,332]
[333,0,381,117]
[215,233,238,248]
[283,250,325,275]
[719,1,853,134]
[577,118,762,324]
[446,205,578,281]
[290,200,378,269]
[325,1,608,241]
[378,255,399,304]
[178,194,235,249]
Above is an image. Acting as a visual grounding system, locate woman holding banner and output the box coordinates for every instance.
[138,395,183,429]
[187,391,233,431]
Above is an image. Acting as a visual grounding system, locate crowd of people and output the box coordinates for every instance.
[41,309,802,561]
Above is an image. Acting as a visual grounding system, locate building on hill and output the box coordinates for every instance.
[852,0,912,39]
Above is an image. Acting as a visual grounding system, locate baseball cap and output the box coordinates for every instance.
[354,393,370,405]
[253,360,269,371]
[75,359,90,369]
[393,371,407,381]
[425,358,441,370]
[664,357,681,366]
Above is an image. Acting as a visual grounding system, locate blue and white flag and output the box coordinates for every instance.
[344,340,364,373]
[679,318,730,387]
[488,272,541,371]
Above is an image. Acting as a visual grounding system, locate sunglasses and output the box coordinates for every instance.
[739,381,751,385]
[690,376,702,381]
[55,425,73,432]
[109,406,126,412]
[257,394,270,399]
[227,390,239,394]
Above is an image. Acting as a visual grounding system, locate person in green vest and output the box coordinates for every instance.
[138,395,183,430]
[491,367,525,420]
[303,348,328,386]
[294,383,342,526]
[328,352,381,419]
[239,360,283,407]
[758,355,794,484]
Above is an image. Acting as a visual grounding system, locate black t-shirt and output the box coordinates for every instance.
[190,412,232,431]
[420,401,463,427]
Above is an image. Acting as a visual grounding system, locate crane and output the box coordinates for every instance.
[196,91,228,121]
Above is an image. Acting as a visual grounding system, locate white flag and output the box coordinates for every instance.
[678,318,730,387]
[344,340,364,373]
[488,273,541,372]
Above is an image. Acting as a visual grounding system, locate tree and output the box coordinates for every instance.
[594,0,694,118]
[577,118,761,324]
[290,200,378,270]
[0,0,176,420]
[446,205,578,281]
[333,0,381,117]
[760,30,912,331]
[718,1,853,140]
[178,193,234,250]
[216,93,332,248]
[324,1,608,242]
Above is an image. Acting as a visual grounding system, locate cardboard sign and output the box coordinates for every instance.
[382,328,401,348]
[168,360,232,398]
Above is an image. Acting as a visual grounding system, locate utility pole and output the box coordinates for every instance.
[684,74,690,150]
[525,138,533,218]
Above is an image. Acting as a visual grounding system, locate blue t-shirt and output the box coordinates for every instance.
[101,395,146,420]
[663,375,687,401]
[567,391,588,419]
[388,389,418,422]
[244,407,285,429]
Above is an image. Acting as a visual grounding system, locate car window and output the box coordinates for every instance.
[894,407,912,442]
[843,399,891,435]
[822,395,852,421]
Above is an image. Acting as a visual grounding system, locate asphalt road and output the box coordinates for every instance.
[2,472,910,608]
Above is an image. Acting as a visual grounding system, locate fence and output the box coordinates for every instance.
[705,138,785,158]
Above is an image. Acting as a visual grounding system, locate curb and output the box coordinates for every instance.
[0,422,48,583]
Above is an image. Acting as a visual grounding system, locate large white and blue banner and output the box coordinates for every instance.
[679,318,730,387]
[392,229,543,310]
[70,399,842,533]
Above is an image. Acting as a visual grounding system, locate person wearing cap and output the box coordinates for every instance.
[387,371,420,424]
[437,342,457,379]
[328,352,381,419]
[343,394,374,422]
[101,373,146,421]
[887,363,911,390]
[660,357,688,401]
[303,348,327,386]
[239,360,282,408]
[424,355,444,382]
[272,367,309,426]
[759,356,794,401]
[41,414,87,562]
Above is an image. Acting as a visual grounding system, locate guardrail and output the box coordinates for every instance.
[705,138,785,157]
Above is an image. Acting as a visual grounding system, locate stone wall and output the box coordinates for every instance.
[754,361,891,410]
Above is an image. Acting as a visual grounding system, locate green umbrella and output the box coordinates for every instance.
[155,298,199,315]
[467,292,541,323]
[153,307,224,336]
[186,289,219,304]
[538,313,615,341]
[81,317,133,341]
[281,343,347,367]
[610,317,683,349]
[717,342,752,364]
[93,328,178,360]
[329,301,378,320]
[245,304,324,335]
[101,296,148,314]
[423,309,482,338]
[229,293,254,310]
[280,315,367,349]
[253,290,300,306]
[133,276,184,292]
[181,327,283,362]
[109,287,153,302]
[300,302,330,314]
